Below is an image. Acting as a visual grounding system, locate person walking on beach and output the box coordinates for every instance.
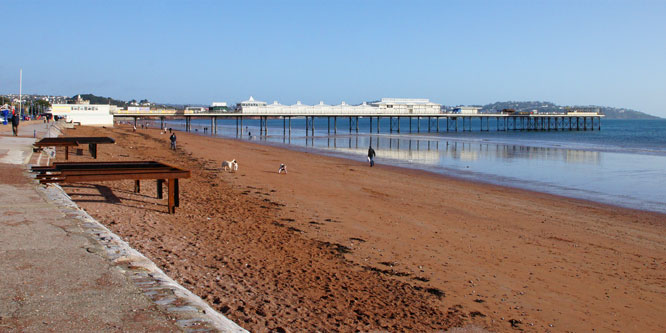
[367,145,376,167]
[11,111,19,136]
[170,132,177,150]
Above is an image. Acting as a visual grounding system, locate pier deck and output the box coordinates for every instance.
[114,112,604,136]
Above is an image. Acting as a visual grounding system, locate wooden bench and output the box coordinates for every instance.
[34,137,116,159]
[32,161,190,213]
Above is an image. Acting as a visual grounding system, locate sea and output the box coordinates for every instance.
[148,117,666,214]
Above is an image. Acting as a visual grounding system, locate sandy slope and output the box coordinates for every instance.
[54,125,666,332]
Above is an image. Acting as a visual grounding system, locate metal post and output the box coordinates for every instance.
[311,116,315,136]
[334,117,337,134]
[370,117,373,133]
[390,117,393,133]
[305,117,309,136]
[398,117,401,133]
[328,117,330,134]
[377,117,380,133]
[349,117,352,133]
[417,117,421,132]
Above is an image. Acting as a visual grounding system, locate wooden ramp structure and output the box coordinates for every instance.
[32,161,190,213]
[34,137,116,159]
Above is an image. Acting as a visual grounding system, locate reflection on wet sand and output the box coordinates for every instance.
[298,135,601,166]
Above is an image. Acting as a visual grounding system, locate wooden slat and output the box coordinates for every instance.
[32,161,189,214]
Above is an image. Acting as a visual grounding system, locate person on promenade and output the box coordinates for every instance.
[11,112,19,136]
[367,145,376,167]
[170,133,177,150]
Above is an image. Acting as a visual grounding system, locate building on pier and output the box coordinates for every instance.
[237,97,441,115]
[566,107,601,116]
[371,98,441,114]
[209,102,230,112]
[451,106,481,114]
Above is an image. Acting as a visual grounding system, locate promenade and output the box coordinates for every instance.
[0,121,244,332]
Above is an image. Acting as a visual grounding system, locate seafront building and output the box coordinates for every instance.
[237,96,442,115]
[51,103,116,125]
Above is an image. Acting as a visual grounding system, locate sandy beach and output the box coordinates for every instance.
[50,125,666,332]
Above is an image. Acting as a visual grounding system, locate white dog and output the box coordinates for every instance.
[222,159,238,172]
[278,163,287,174]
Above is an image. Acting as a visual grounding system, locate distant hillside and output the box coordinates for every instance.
[591,106,661,119]
[70,94,174,109]
[480,101,660,119]
[70,94,128,107]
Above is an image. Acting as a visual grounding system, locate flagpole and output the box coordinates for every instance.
[19,69,22,116]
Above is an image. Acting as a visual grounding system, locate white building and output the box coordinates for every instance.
[238,97,441,115]
[452,106,480,114]
[371,98,441,114]
[51,104,115,125]
[237,96,267,109]
[184,106,207,113]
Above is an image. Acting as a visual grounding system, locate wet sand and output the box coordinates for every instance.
[53,125,666,332]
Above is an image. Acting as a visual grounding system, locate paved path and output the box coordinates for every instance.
[0,122,245,332]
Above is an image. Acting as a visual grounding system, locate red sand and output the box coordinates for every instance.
[53,125,666,332]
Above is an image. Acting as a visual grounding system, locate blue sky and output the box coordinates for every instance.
[2,0,665,116]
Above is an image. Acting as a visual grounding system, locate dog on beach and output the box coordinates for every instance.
[278,163,287,174]
[222,159,238,172]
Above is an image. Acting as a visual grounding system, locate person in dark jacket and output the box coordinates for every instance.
[170,133,177,150]
[367,145,376,167]
[11,112,19,136]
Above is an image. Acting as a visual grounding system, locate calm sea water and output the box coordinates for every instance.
[149,118,666,214]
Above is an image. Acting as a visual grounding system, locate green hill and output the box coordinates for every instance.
[70,94,128,107]
[479,101,660,119]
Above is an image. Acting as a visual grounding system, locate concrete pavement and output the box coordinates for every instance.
[0,122,245,332]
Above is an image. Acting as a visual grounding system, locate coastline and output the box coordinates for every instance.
[152,118,666,214]
[56,125,666,331]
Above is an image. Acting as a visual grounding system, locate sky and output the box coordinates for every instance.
[1,0,665,117]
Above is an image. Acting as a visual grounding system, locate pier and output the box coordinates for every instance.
[115,111,604,136]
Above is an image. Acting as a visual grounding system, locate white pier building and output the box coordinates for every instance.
[238,97,441,115]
